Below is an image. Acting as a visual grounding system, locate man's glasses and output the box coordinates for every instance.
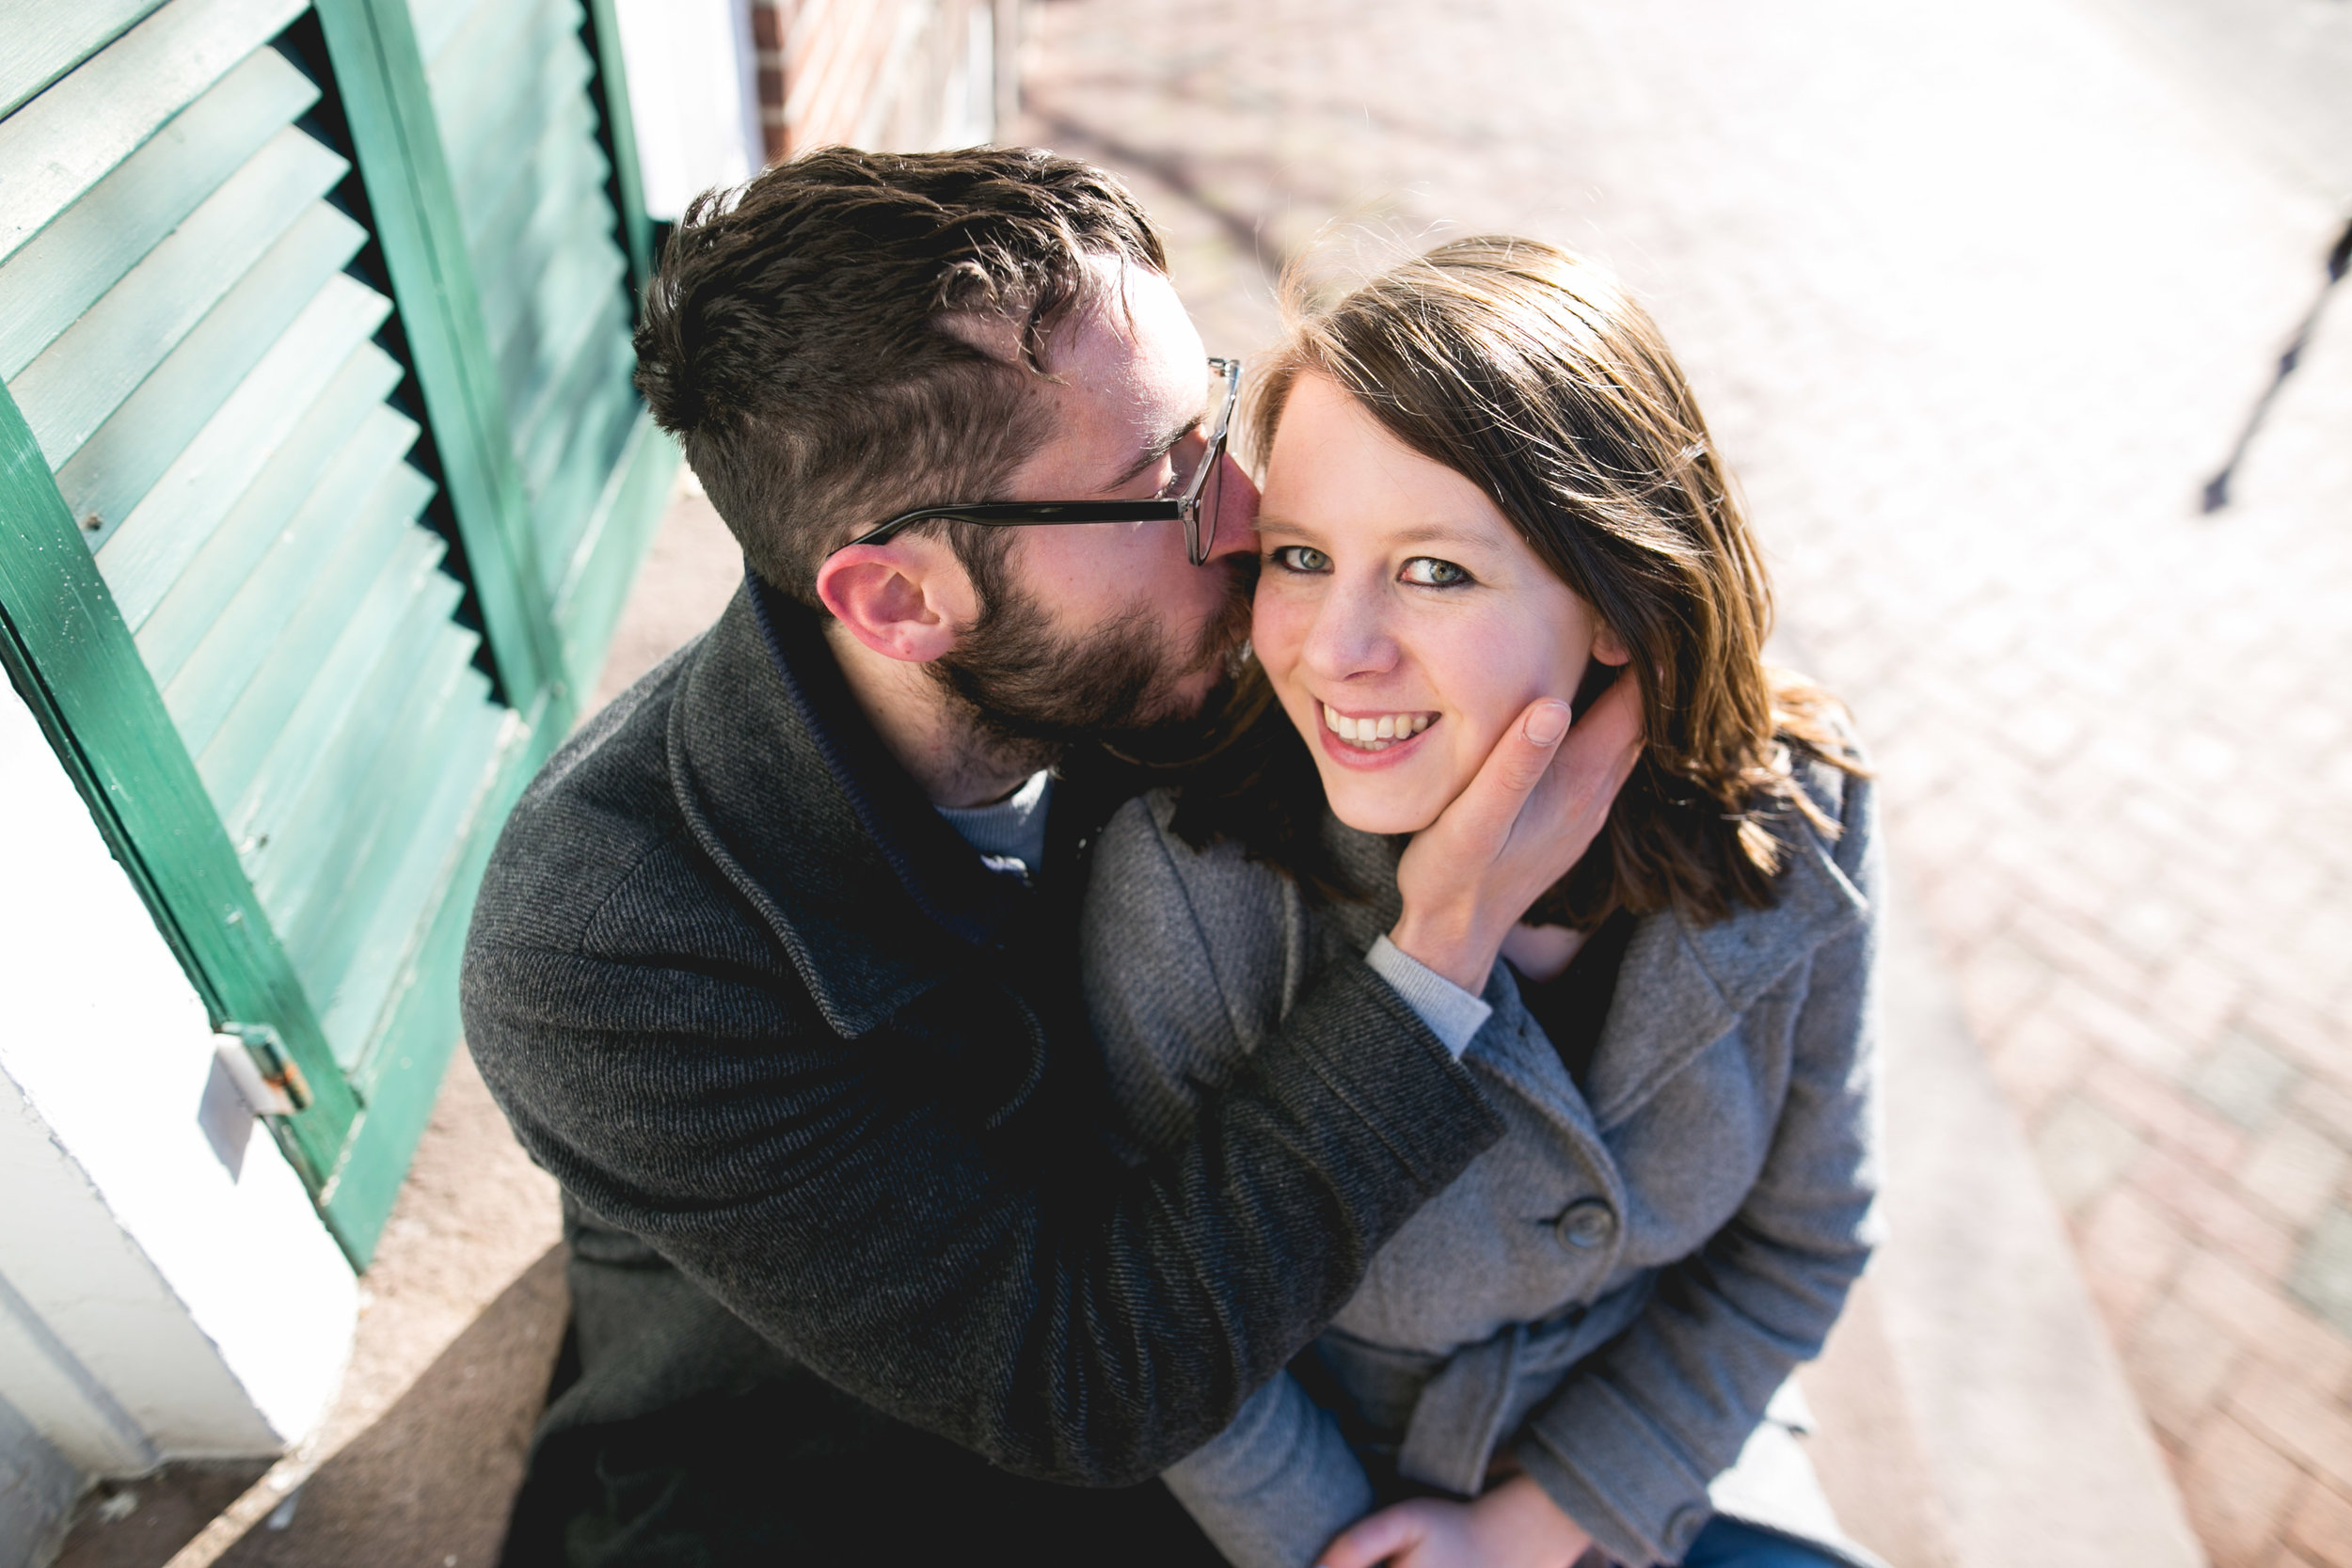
[836,356,1242,567]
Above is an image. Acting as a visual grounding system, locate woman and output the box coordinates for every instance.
[1080,238,1883,1568]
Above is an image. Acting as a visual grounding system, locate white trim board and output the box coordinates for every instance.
[0,675,358,1478]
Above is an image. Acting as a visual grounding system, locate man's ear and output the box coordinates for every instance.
[815,538,977,663]
[1592,623,1634,667]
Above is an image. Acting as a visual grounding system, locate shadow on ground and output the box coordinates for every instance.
[220,1247,566,1568]
[54,1249,566,1568]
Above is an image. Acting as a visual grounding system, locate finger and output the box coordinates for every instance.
[1543,674,1645,813]
[1435,698,1577,847]
[1485,679,1645,895]
[1564,671,1644,769]
[1318,1503,1432,1568]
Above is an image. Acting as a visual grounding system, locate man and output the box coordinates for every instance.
[463,146,1639,1564]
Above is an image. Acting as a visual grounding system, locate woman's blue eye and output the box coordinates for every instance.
[1271,546,1331,573]
[1401,557,1470,587]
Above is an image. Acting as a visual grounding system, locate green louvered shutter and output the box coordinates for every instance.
[403,0,669,698]
[0,0,675,1261]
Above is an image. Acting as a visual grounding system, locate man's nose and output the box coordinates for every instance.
[1200,453,1261,565]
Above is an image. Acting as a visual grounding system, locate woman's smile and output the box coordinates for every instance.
[1312,701,1442,769]
[1320,704,1437,748]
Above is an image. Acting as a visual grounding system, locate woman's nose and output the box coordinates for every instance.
[1300,578,1399,681]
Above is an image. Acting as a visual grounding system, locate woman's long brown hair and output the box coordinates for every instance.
[1173,236,1862,929]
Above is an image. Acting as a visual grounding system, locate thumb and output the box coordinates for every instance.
[1446,698,1576,838]
[1319,1502,1433,1568]
[1504,698,1575,785]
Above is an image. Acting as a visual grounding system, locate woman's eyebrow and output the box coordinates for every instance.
[1252,515,1323,542]
[1384,521,1492,550]
[1256,516,1492,549]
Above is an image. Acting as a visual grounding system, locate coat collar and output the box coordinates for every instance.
[1581,796,1868,1130]
[1315,788,1868,1132]
[663,574,1038,1037]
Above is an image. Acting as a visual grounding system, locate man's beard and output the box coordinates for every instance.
[930,557,1254,777]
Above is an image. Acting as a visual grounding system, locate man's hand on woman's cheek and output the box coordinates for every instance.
[1388,676,1644,992]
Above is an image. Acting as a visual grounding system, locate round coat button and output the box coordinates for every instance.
[1553,1197,1616,1250]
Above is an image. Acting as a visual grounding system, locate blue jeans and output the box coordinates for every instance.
[1680,1515,1853,1568]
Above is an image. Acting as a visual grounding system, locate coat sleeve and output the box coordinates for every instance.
[1163,1370,1377,1568]
[461,801,1503,1491]
[1084,796,1395,1561]
[1512,769,1883,1567]
[1082,793,1310,1156]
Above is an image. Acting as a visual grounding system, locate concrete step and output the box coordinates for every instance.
[1802,888,2205,1568]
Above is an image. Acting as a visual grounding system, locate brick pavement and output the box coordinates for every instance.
[1014,2,2352,1561]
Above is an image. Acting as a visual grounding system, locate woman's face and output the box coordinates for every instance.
[1252,372,1629,835]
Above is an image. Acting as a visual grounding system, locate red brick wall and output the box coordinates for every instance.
[752,2,789,162]
[751,0,1006,165]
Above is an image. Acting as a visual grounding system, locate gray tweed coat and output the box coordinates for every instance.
[1080,758,1883,1568]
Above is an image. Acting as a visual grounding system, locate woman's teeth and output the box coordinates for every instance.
[1323,704,1433,751]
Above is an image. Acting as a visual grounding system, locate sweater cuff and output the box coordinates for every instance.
[1364,936,1492,1058]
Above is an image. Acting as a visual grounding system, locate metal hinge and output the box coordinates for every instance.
[214,1023,313,1116]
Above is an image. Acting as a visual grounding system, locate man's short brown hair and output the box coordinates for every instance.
[633,146,1168,607]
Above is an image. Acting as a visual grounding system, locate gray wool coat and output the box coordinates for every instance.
[1080,757,1884,1568]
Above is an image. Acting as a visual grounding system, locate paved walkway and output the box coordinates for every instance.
[1016,3,2352,1562]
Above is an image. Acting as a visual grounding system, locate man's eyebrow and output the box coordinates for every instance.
[1100,409,1201,494]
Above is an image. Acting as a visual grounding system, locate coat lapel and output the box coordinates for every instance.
[1310,801,1868,1137]
[1584,805,1869,1131]
[665,576,1031,1038]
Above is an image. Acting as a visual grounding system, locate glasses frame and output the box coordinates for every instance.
[835,356,1243,568]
